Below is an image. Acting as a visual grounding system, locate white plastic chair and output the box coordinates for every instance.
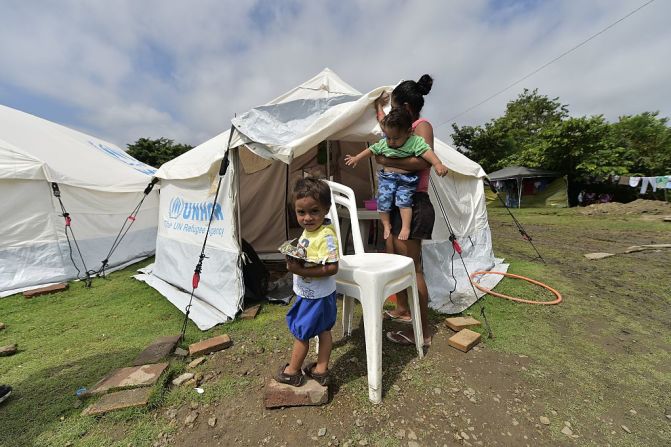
[325,180,424,404]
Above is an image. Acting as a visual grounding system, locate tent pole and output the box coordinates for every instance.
[517,178,523,208]
[235,147,242,251]
[326,140,331,180]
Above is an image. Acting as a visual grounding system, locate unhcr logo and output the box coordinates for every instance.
[168,197,223,221]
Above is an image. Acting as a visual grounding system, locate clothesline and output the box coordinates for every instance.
[615,175,671,195]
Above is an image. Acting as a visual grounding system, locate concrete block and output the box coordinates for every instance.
[445,316,481,332]
[133,335,180,366]
[264,378,329,409]
[82,387,152,416]
[23,283,68,298]
[188,334,232,357]
[448,329,481,353]
[240,304,261,320]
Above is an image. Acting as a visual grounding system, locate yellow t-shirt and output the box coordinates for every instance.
[293,222,339,299]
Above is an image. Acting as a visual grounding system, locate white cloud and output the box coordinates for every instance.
[0,0,668,147]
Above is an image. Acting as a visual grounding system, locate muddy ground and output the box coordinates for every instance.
[156,202,670,447]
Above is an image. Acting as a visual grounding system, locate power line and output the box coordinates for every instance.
[436,0,657,129]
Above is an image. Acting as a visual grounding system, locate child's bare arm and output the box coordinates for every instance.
[286,257,338,277]
[421,150,449,176]
[344,148,373,168]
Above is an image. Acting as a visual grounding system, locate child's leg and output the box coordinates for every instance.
[395,173,419,241]
[314,330,332,374]
[284,338,309,375]
[378,211,392,240]
[377,170,397,240]
[398,207,412,240]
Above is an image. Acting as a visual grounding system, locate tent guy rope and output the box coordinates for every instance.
[51,178,159,288]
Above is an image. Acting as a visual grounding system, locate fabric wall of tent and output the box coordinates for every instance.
[136,69,506,330]
[486,166,568,208]
[0,105,159,296]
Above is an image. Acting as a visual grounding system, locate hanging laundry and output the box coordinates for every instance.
[640,177,657,194]
[629,177,641,187]
[618,175,630,186]
[656,175,669,189]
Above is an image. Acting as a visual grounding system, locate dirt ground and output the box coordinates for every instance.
[153,202,670,447]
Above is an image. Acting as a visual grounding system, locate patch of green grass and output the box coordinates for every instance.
[484,210,671,446]
[0,259,202,447]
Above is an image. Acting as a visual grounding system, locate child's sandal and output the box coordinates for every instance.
[275,363,305,387]
[303,362,330,386]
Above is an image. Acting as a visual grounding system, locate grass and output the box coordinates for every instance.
[0,258,273,447]
[478,207,671,446]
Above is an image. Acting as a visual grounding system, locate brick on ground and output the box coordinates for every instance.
[23,283,68,298]
[82,387,152,416]
[264,378,329,409]
[188,334,232,357]
[445,316,481,332]
[86,362,168,396]
[448,329,481,353]
[132,335,181,366]
[240,304,261,320]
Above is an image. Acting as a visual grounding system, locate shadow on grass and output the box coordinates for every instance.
[0,349,137,447]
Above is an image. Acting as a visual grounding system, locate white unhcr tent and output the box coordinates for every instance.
[0,104,159,296]
[138,69,504,330]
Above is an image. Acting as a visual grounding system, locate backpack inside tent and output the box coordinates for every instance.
[0,104,159,296]
[136,69,506,330]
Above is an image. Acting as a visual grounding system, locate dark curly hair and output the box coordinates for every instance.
[381,107,413,132]
[293,177,332,208]
[391,74,433,119]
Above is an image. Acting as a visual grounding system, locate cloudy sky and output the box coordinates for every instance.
[0,0,668,149]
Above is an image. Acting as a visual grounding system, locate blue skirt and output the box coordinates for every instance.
[286,292,337,341]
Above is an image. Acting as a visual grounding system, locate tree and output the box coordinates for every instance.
[451,89,568,173]
[609,112,671,176]
[126,137,193,168]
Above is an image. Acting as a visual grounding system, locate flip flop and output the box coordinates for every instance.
[386,330,432,347]
[382,310,413,324]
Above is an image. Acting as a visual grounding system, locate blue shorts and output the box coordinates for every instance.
[286,291,337,341]
[377,170,419,212]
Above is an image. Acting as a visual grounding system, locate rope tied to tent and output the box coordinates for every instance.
[179,127,234,340]
[429,178,493,338]
[51,182,92,287]
[51,178,159,288]
[95,177,159,278]
[487,181,545,263]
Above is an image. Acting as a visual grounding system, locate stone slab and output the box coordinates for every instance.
[82,387,152,416]
[584,252,615,260]
[132,335,181,366]
[0,344,17,357]
[240,304,261,320]
[448,329,481,353]
[188,356,207,369]
[172,373,194,386]
[23,283,68,298]
[189,334,232,357]
[87,362,168,396]
[445,316,481,332]
[264,378,329,409]
[173,347,188,357]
